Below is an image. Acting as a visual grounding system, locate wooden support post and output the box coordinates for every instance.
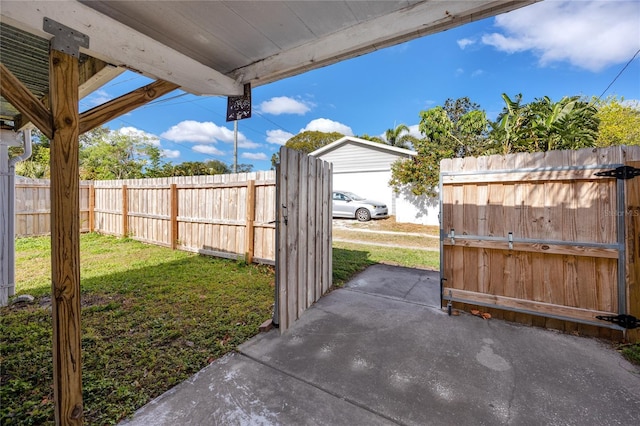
[88,185,95,233]
[245,180,256,263]
[122,184,128,237]
[49,48,83,424]
[170,183,178,249]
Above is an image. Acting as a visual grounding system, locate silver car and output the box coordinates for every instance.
[332,191,389,221]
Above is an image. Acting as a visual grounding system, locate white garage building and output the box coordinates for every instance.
[310,136,439,226]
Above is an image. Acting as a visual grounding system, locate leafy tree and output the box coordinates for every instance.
[170,160,231,176]
[491,94,599,153]
[271,130,344,169]
[79,126,163,180]
[236,163,253,173]
[12,129,50,179]
[490,93,527,154]
[358,133,385,144]
[284,131,344,154]
[390,97,489,197]
[594,96,640,147]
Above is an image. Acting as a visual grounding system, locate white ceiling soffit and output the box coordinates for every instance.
[1,1,536,96]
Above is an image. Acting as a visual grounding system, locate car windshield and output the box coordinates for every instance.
[342,192,365,201]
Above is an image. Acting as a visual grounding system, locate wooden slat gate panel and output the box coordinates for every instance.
[440,146,640,337]
[275,147,332,332]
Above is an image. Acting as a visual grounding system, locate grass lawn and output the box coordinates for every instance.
[1,234,275,425]
[333,241,439,286]
[2,234,436,425]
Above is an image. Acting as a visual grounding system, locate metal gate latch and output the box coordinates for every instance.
[595,166,640,180]
[595,314,639,329]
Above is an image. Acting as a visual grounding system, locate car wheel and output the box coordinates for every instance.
[356,208,371,222]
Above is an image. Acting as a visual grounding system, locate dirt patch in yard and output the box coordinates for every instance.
[333,216,439,236]
[333,216,439,250]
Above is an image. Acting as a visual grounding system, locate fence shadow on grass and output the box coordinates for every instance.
[332,246,375,286]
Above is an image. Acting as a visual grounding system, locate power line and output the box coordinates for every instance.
[598,48,640,100]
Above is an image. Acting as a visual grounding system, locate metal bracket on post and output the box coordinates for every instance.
[449,229,455,245]
[595,166,640,180]
[508,232,514,250]
[43,17,89,58]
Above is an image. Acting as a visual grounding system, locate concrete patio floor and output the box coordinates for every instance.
[120,264,640,425]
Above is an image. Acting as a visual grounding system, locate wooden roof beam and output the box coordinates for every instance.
[79,79,179,134]
[0,63,52,138]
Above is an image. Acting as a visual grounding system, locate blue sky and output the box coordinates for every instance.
[81,0,640,172]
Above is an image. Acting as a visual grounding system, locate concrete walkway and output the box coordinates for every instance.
[120,264,640,425]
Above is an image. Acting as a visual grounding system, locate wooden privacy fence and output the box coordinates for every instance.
[15,172,277,264]
[440,145,640,341]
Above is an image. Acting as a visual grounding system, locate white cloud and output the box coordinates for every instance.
[482,0,640,72]
[116,126,160,146]
[471,69,484,78]
[407,124,422,139]
[259,96,312,115]
[266,129,294,145]
[301,118,353,136]
[193,145,224,156]
[161,120,235,143]
[455,68,464,77]
[241,152,268,161]
[162,149,181,159]
[84,89,112,107]
[457,38,475,49]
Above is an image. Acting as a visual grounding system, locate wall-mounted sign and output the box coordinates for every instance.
[226,83,251,121]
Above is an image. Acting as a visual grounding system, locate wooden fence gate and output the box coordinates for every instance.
[440,146,640,341]
[274,147,333,332]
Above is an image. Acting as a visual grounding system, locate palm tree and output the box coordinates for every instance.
[384,124,415,149]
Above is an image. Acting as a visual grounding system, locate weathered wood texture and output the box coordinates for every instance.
[441,146,640,341]
[49,48,83,426]
[15,173,277,263]
[276,147,332,332]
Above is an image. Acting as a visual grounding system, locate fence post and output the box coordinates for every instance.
[89,184,95,232]
[625,161,640,343]
[122,184,128,237]
[245,180,256,263]
[170,183,178,250]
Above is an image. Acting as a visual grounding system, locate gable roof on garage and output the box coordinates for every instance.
[311,136,415,173]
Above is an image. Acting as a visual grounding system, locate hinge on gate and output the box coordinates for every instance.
[595,314,639,329]
[595,166,640,180]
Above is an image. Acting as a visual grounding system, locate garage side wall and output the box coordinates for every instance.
[440,146,640,341]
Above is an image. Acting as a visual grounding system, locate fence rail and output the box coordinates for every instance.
[15,172,277,264]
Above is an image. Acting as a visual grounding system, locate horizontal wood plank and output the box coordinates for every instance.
[442,239,619,259]
[442,168,616,184]
[444,288,617,324]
